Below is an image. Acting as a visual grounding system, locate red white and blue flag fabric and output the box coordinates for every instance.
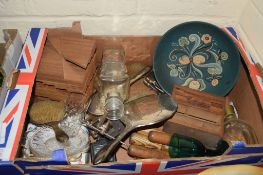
[23,155,263,175]
[0,28,47,161]
[224,27,263,106]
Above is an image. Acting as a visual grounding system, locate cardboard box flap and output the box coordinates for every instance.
[12,152,68,174]
[0,29,21,67]
[228,141,263,155]
[224,27,263,109]
[22,153,263,174]
[0,29,23,111]
[0,28,47,161]
[229,64,263,143]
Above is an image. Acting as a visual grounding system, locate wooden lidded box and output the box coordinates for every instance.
[163,85,226,149]
[34,24,98,105]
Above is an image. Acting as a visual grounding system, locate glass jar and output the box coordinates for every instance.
[99,49,130,102]
[88,49,130,117]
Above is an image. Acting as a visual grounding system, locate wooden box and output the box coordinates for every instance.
[34,26,98,104]
[163,85,226,149]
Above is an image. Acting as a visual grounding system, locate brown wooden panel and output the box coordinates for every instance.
[229,61,263,143]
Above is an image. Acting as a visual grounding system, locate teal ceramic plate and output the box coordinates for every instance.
[153,21,241,96]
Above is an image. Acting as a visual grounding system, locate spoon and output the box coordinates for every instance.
[93,93,177,164]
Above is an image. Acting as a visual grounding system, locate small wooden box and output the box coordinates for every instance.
[34,27,98,104]
[163,85,226,150]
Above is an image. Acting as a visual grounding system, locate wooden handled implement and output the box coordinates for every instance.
[128,145,169,159]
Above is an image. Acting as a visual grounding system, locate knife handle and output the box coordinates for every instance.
[148,131,172,145]
[130,132,165,150]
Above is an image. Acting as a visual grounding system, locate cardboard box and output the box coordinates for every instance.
[0,24,263,174]
[0,29,23,111]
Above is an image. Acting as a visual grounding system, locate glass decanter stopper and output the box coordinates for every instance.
[223,104,258,144]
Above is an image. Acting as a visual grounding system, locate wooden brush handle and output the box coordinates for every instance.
[49,122,69,143]
[128,145,169,159]
[148,131,172,146]
[130,132,163,150]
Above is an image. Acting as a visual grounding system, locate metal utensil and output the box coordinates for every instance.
[91,137,117,163]
[93,93,177,164]
[84,122,128,147]
[143,71,164,93]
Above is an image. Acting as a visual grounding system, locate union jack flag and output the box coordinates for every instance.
[224,27,263,104]
[23,155,263,175]
[0,28,47,161]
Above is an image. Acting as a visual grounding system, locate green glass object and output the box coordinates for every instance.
[167,133,229,158]
[168,133,206,157]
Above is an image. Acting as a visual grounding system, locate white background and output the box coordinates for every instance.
[0,0,262,64]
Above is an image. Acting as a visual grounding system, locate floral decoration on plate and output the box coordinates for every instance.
[167,33,229,91]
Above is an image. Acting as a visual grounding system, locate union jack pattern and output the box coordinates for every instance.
[23,155,263,175]
[0,28,47,161]
[224,27,263,105]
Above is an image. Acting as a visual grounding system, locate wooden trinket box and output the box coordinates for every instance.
[163,85,226,149]
[34,26,97,104]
